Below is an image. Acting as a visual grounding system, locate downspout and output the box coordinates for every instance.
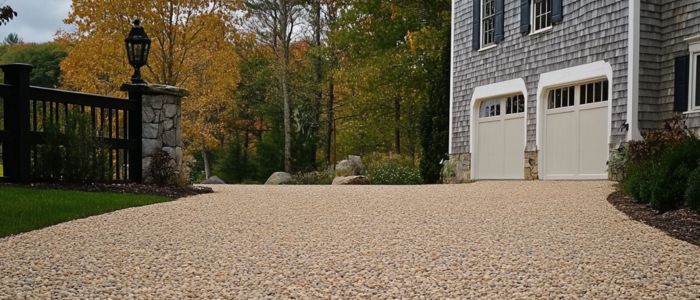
[627,0,643,141]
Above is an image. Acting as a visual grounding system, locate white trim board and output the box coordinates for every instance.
[448,0,456,155]
[469,78,528,180]
[535,61,614,180]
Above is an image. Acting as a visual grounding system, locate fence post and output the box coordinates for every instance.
[127,90,143,183]
[1,64,33,183]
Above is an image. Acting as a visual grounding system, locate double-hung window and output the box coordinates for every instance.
[532,0,552,33]
[482,0,496,47]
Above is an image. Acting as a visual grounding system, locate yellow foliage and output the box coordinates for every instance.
[60,0,242,150]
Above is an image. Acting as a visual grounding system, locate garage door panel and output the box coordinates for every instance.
[477,120,505,179]
[578,107,608,176]
[503,117,525,179]
[545,111,577,176]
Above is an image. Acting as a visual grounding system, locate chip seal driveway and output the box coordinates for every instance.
[1,181,699,299]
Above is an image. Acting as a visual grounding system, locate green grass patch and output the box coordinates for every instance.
[0,186,169,237]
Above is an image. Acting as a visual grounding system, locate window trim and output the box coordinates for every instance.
[531,0,553,34]
[690,41,700,111]
[481,0,496,49]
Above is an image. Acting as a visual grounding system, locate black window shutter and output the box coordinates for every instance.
[520,0,531,34]
[473,0,481,50]
[674,55,690,112]
[494,0,505,42]
[551,0,564,24]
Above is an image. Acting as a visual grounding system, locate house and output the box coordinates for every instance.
[448,0,700,181]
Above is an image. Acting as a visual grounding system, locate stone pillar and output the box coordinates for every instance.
[121,84,188,184]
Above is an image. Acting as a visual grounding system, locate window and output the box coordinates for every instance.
[506,95,525,114]
[580,80,609,105]
[482,0,496,47]
[696,54,700,107]
[548,86,575,109]
[532,0,552,33]
[548,80,609,110]
[479,99,501,117]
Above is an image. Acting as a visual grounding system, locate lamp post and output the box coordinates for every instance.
[125,19,151,84]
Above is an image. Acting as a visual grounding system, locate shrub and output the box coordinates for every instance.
[290,170,334,185]
[216,142,254,184]
[685,166,700,211]
[647,138,700,212]
[148,149,177,186]
[368,161,423,185]
[34,109,109,182]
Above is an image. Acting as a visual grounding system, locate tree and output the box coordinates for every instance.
[0,5,16,26]
[3,33,21,45]
[244,0,305,172]
[0,42,67,87]
[60,0,242,176]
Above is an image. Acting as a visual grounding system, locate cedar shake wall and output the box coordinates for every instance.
[639,0,700,131]
[452,0,629,154]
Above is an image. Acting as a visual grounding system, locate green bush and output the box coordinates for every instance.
[647,138,700,212]
[368,161,423,185]
[685,166,700,211]
[34,109,109,182]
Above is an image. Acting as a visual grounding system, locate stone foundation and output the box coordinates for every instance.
[524,151,539,180]
[444,153,471,184]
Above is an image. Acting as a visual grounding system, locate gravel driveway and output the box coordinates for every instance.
[1,181,699,298]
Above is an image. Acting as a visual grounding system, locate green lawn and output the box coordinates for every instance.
[0,186,169,238]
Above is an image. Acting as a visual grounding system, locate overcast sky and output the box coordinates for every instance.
[0,0,72,43]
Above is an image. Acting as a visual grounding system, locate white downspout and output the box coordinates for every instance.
[449,0,456,155]
[627,0,643,141]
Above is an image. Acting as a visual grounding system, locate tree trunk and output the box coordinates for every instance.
[202,149,211,179]
[281,65,292,172]
[310,0,323,168]
[394,96,401,154]
[326,79,335,167]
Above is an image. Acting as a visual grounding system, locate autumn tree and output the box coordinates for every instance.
[244,0,305,172]
[60,0,241,177]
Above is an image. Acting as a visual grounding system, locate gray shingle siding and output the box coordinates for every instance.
[451,0,629,154]
[639,0,700,130]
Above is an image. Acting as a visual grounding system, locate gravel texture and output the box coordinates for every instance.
[1,181,699,298]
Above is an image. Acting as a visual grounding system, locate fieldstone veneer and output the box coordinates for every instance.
[122,83,188,183]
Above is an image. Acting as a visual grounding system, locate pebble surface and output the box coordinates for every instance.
[1,181,699,299]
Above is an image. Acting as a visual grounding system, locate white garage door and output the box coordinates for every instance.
[543,80,609,180]
[476,95,526,180]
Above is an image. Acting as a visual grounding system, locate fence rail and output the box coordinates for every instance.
[0,63,142,183]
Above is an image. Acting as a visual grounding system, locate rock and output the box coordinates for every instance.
[162,129,178,147]
[202,176,225,185]
[335,155,366,177]
[143,123,159,139]
[265,172,292,185]
[332,176,370,185]
[142,107,156,123]
[142,139,162,157]
[164,104,178,118]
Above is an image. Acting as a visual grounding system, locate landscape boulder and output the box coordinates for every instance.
[332,176,370,185]
[202,176,225,185]
[335,155,366,177]
[265,172,293,185]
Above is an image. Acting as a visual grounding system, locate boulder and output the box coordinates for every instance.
[265,172,293,185]
[332,176,370,185]
[202,176,225,185]
[335,155,366,177]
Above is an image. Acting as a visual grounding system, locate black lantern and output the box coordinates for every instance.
[125,19,151,84]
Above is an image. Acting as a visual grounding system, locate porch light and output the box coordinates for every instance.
[125,19,151,84]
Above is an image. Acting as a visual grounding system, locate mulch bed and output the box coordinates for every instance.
[608,191,700,247]
[24,182,214,199]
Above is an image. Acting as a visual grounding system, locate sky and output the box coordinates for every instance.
[0,0,72,43]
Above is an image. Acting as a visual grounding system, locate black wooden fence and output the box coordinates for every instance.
[0,64,142,183]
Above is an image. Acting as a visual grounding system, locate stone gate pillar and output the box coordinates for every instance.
[121,83,188,184]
